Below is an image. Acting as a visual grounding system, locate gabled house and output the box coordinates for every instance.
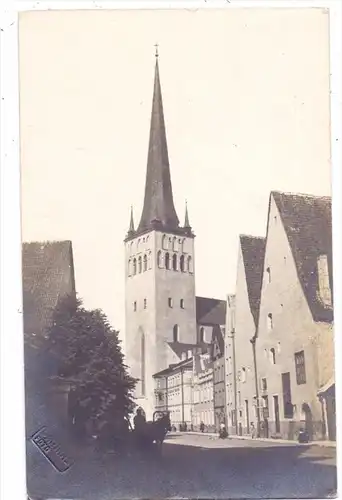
[210,324,226,430]
[256,191,334,441]
[231,235,266,436]
[192,351,214,432]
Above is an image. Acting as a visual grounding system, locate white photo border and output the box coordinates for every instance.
[1,1,341,500]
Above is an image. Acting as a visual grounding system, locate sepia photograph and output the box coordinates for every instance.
[17,6,337,499]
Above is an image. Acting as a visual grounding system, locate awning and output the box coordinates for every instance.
[317,376,335,395]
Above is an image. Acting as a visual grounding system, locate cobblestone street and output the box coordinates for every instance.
[28,432,337,499]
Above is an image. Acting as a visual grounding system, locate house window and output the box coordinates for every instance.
[266,267,271,283]
[295,350,306,385]
[144,298,147,309]
[270,348,276,364]
[180,299,184,309]
[317,254,332,306]
[133,301,137,312]
[261,378,267,391]
[267,313,273,330]
[168,297,173,308]
[172,253,177,271]
[165,252,170,270]
[199,327,204,343]
[143,254,147,272]
[180,255,185,272]
[173,325,179,342]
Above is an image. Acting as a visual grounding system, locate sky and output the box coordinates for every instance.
[19,8,331,346]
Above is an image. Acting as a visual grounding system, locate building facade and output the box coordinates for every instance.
[124,53,197,419]
[154,357,193,429]
[225,294,237,435]
[211,325,226,430]
[192,352,214,431]
[232,235,265,437]
[256,191,334,441]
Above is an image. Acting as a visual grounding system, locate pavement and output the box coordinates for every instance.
[27,432,337,500]
[183,430,337,448]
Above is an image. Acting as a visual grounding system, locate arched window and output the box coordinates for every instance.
[267,313,273,330]
[266,267,271,284]
[138,256,142,273]
[141,332,145,396]
[172,237,177,252]
[180,255,185,272]
[128,259,132,276]
[187,255,193,273]
[157,250,162,268]
[162,234,167,250]
[270,348,276,365]
[180,299,184,309]
[241,367,246,383]
[133,258,137,275]
[172,253,177,271]
[165,252,170,270]
[199,326,205,343]
[173,324,179,342]
[143,254,147,272]
[148,251,152,269]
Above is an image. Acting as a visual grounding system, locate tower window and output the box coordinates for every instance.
[187,255,193,273]
[143,254,147,272]
[162,234,167,250]
[141,332,146,396]
[128,259,132,276]
[133,258,137,275]
[180,255,185,272]
[294,350,306,385]
[266,267,271,284]
[168,297,173,308]
[165,252,170,270]
[199,326,205,343]
[138,256,142,273]
[270,348,276,365]
[267,313,273,330]
[144,298,147,309]
[172,253,177,271]
[133,301,137,312]
[173,324,179,342]
[180,299,184,309]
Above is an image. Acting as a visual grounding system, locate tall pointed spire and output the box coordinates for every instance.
[127,205,135,237]
[184,200,191,229]
[137,48,180,234]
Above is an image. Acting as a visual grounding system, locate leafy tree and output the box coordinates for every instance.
[48,295,136,425]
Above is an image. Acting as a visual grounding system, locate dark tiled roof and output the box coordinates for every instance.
[210,324,225,360]
[153,357,193,377]
[22,240,76,336]
[196,296,226,326]
[272,191,333,323]
[167,342,196,359]
[240,235,266,327]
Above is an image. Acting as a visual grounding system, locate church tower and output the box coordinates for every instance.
[124,49,197,418]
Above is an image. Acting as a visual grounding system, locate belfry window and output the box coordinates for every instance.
[180,255,185,272]
[143,254,147,272]
[165,252,170,270]
[157,250,162,268]
[138,256,142,273]
[172,253,177,271]
[187,255,193,273]
[133,258,137,275]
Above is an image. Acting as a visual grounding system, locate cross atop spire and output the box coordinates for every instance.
[154,43,159,58]
[184,200,191,229]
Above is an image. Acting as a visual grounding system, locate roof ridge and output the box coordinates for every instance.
[271,190,331,201]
